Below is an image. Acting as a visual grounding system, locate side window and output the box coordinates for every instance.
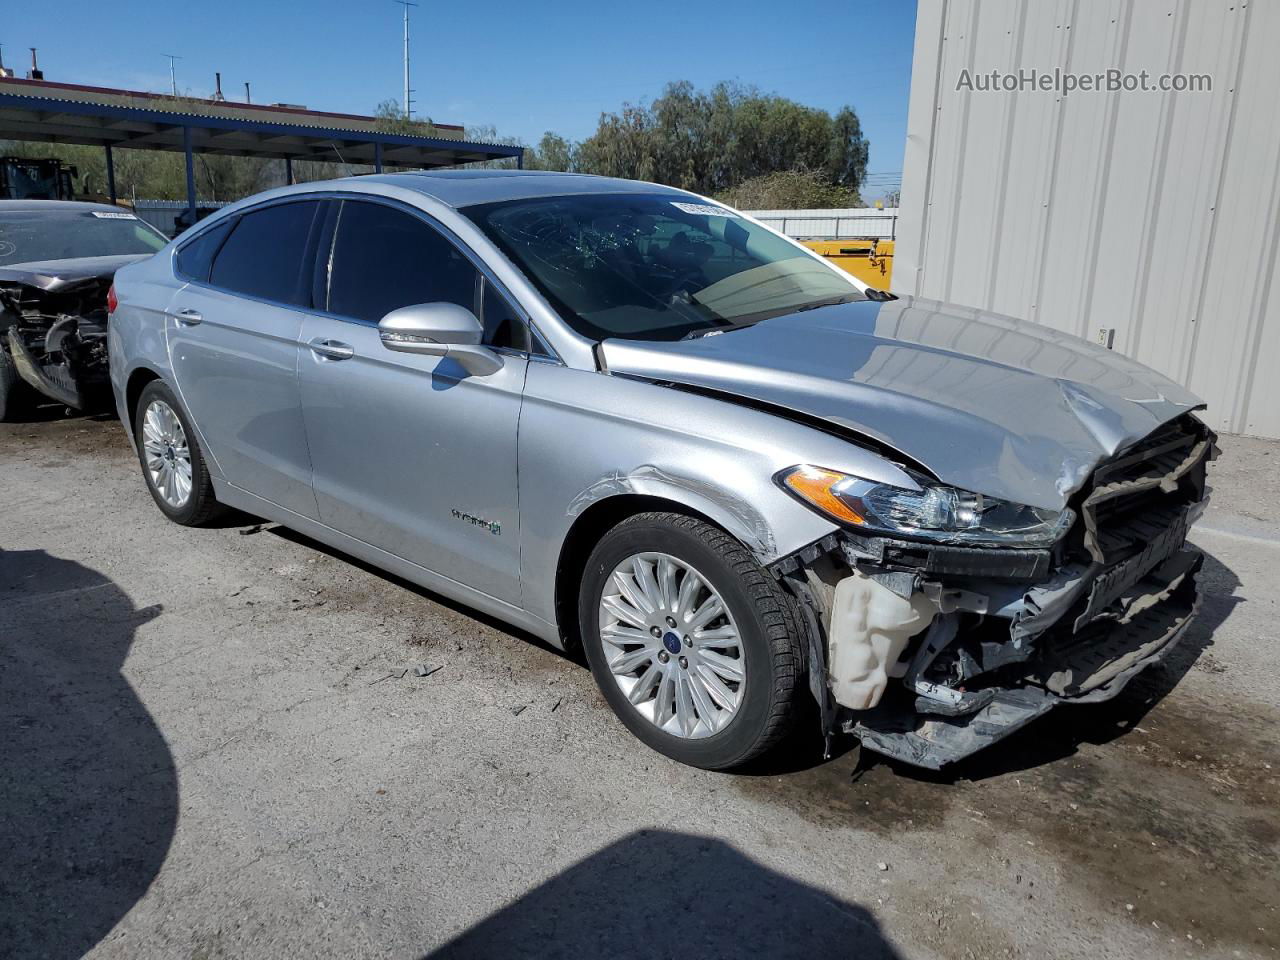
[327,200,478,325]
[209,200,320,305]
[175,218,233,283]
[481,279,531,351]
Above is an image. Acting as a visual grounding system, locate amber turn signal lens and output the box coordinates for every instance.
[781,466,867,526]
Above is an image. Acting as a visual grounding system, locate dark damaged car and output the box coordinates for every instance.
[108,172,1216,771]
[0,200,168,419]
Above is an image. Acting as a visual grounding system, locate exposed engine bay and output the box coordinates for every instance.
[0,263,119,412]
[772,413,1217,769]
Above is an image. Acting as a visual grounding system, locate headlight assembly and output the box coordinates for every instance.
[777,465,1074,548]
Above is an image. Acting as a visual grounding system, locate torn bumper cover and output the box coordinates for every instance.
[772,414,1216,770]
[852,547,1201,769]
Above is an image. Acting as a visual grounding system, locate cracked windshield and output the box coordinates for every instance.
[467,193,864,341]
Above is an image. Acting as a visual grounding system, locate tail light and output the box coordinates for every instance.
[107,284,118,314]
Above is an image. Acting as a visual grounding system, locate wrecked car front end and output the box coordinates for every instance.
[0,202,168,418]
[598,294,1219,768]
[770,413,1216,768]
[0,260,130,411]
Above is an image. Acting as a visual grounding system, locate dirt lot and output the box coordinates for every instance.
[2,412,1277,960]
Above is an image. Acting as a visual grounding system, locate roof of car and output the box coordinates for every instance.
[0,199,133,214]
[357,170,689,208]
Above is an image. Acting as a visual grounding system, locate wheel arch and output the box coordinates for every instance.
[124,365,164,430]
[553,491,765,653]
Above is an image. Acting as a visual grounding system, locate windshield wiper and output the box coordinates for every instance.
[680,293,864,340]
[792,293,864,313]
[680,319,763,340]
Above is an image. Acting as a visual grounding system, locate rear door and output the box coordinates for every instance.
[167,199,323,518]
[297,197,529,603]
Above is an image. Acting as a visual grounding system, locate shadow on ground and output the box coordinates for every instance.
[264,522,574,664]
[0,549,176,959]
[425,829,903,959]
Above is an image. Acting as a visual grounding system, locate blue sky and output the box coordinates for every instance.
[4,0,917,197]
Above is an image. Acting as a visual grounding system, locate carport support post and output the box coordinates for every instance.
[516,149,523,170]
[374,142,383,174]
[104,144,117,204]
[183,125,197,226]
[285,156,293,185]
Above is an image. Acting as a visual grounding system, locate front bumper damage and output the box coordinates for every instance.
[0,270,116,412]
[771,415,1216,770]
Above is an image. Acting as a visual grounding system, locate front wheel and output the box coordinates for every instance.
[578,512,804,770]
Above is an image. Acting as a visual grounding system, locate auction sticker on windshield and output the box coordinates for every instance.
[91,211,138,220]
[670,201,738,218]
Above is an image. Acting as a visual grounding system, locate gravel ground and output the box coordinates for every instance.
[1,411,1276,960]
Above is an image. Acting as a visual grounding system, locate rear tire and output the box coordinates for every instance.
[578,512,804,770]
[134,380,223,526]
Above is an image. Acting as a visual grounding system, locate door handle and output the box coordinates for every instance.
[308,337,355,361]
[174,308,203,326]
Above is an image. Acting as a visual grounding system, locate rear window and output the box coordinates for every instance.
[209,201,320,305]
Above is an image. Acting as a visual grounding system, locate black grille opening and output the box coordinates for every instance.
[1076,415,1215,566]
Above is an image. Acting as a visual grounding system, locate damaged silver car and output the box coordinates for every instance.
[0,200,168,420]
[108,172,1215,770]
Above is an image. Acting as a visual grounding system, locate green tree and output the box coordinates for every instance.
[574,81,869,201]
[373,99,440,138]
[716,169,862,210]
[526,131,575,172]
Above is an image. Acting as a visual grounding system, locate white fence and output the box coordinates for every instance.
[743,208,899,241]
[132,199,232,237]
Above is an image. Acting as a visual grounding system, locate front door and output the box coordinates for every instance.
[297,198,527,604]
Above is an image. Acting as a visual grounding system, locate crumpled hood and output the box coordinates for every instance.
[0,254,149,292]
[601,296,1203,511]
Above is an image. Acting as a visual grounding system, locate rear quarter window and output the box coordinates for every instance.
[174,219,233,283]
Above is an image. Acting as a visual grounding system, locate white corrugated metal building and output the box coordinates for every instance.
[896,0,1280,439]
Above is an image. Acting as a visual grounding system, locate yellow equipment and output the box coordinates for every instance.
[804,239,894,289]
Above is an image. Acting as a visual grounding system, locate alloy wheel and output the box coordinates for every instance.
[597,552,746,739]
[141,399,193,508]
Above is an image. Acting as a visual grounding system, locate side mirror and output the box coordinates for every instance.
[378,302,503,377]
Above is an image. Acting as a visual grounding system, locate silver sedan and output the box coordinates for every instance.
[109,171,1214,770]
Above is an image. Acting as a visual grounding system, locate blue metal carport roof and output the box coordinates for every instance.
[0,82,524,220]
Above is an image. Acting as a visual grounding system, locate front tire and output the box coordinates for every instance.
[134,380,223,526]
[579,512,804,770]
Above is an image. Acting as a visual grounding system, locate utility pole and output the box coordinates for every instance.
[162,54,182,96]
[395,1,418,120]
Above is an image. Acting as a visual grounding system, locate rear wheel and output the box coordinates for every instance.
[579,512,804,770]
[134,380,223,525]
